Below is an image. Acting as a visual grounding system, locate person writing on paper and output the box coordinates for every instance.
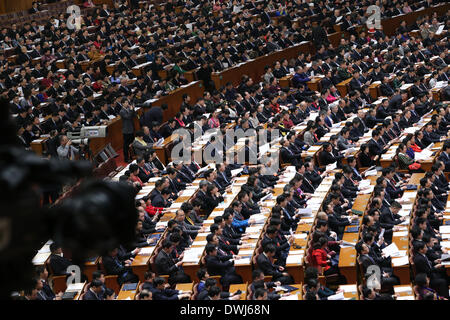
[154,240,191,286]
[204,244,243,289]
[324,201,355,240]
[261,225,294,266]
[337,127,358,151]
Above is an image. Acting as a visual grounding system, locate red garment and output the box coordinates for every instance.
[271,103,281,114]
[311,248,330,271]
[145,205,164,216]
[326,93,337,103]
[92,81,103,91]
[41,77,53,88]
[130,175,143,186]
[411,143,422,152]
[176,118,185,127]
[93,41,101,49]
[283,119,294,129]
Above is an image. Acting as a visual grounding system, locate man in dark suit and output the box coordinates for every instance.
[380,201,406,226]
[48,243,72,276]
[151,277,191,300]
[438,143,450,172]
[141,104,167,128]
[280,138,303,166]
[319,142,343,166]
[256,244,293,285]
[356,242,399,288]
[413,241,449,298]
[422,123,442,147]
[155,240,191,285]
[260,226,293,266]
[204,244,242,288]
[102,248,139,286]
[83,280,104,300]
[349,70,363,92]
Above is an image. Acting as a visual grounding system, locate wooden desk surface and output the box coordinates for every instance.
[229,283,248,300]
[281,283,303,300]
[73,282,87,300]
[175,282,194,293]
[352,194,372,213]
[338,247,357,267]
[340,284,359,300]
[116,283,139,300]
[408,173,425,186]
[394,285,414,297]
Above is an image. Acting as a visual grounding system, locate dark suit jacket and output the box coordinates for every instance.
[155,250,179,275]
[83,289,102,300]
[205,255,234,276]
[49,254,72,276]
[102,255,128,276]
[256,253,282,277]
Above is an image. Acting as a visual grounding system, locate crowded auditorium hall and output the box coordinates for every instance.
[2,0,450,302]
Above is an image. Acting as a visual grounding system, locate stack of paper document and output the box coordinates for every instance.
[139,247,155,255]
[280,294,298,300]
[439,225,450,234]
[391,256,409,266]
[32,253,49,265]
[359,180,371,189]
[250,214,267,224]
[382,243,401,258]
[327,292,345,300]
[182,248,204,263]
[415,149,433,161]
[339,285,357,293]
[286,255,303,265]
[394,286,413,294]
[66,282,85,292]
[234,257,251,265]
[393,230,408,237]
[297,208,313,216]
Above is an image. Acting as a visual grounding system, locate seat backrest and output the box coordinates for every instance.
[247,284,254,300]
[50,275,67,294]
[105,275,120,295]
[413,285,420,299]
[192,283,199,300]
